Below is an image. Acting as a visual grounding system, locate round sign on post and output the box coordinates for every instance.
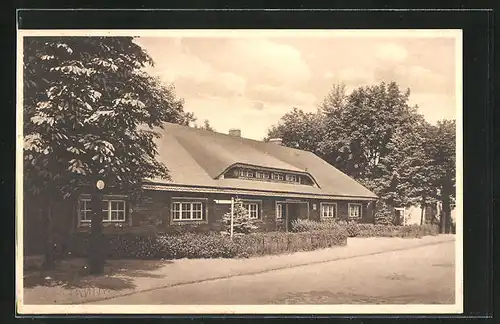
[96,180,105,190]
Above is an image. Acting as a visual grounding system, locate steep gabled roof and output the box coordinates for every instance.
[146,122,377,199]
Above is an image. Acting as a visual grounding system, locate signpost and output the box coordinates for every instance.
[214,198,235,239]
[214,200,232,204]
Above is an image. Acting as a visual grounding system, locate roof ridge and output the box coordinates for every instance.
[163,121,317,155]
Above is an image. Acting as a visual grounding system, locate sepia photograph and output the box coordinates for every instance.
[17,29,462,314]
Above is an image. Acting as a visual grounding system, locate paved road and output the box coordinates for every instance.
[90,241,455,305]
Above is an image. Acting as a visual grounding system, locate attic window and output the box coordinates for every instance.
[239,169,254,178]
[256,171,269,179]
[272,173,284,181]
[229,167,313,186]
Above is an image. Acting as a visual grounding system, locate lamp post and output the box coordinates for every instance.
[89,179,105,275]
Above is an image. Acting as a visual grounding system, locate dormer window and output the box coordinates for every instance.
[272,173,284,181]
[256,171,269,179]
[239,169,254,178]
[227,166,314,186]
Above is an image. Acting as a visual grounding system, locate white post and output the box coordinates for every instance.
[230,197,234,239]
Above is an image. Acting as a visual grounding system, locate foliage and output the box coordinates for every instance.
[221,199,259,234]
[193,119,216,131]
[425,120,456,232]
[233,231,347,257]
[23,36,195,271]
[267,82,422,203]
[373,200,396,225]
[290,219,347,233]
[23,36,193,200]
[265,107,325,154]
[267,81,456,233]
[69,230,348,259]
[290,219,438,238]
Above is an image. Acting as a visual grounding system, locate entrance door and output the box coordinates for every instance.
[286,204,299,232]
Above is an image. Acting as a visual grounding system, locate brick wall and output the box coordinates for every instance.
[37,190,376,236]
[23,189,376,256]
[310,199,374,223]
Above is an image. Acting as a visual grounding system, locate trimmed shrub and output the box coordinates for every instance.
[68,228,348,260]
[291,219,346,233]
[291,219,439,239]
[234,230,347,257]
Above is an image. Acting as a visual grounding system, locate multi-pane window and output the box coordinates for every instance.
[348,203,362,218]
[232,167,312,185]
[239,169,254,178]
[244,203,259,219]
[321,203,337,219]
[171,201,204,221]
[272,173,284,181]
[105,200,126,221]
[256,171,270,179]
[79,197,126,222]
[276,203,284,220]
[79,199,91,221]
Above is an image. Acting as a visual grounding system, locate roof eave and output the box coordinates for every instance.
[142,182,378,201]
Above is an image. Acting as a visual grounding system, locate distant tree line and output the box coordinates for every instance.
[266,82,456,233]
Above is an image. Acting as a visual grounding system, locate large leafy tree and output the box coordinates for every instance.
[265,107,325,154]
[424,120,456,233]
[23,36,192,272]
[267,81,456,227]
[320,82,417,182]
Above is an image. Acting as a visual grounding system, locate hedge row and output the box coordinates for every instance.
[68,229,348,260]
[292,219,439,238]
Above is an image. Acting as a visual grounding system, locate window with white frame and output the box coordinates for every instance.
[239,169,254,178]
[272,173,284,181]
[321,203,337,219]
[348,203,362,218]
[171,201,204,221]
[105,200,126,221]
[243,202,259,219]
[286,174,298,182]
[256,171,269,179]
[276,203,284,220]
[79,199,91,221]
[79,197,126,222]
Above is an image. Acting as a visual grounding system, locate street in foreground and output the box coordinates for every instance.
[89,240,454,305]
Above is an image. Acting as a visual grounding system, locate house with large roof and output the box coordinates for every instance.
[74,122,378,234]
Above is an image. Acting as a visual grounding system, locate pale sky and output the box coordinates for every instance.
[135,31,458,140]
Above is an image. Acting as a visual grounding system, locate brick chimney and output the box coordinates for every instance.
[269,138,283,145]
[228,129,241,137]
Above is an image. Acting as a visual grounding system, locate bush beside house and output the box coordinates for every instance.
[68,227,348,260]
[291,219,439,238]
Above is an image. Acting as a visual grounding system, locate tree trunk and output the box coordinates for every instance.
[442,194,452,234]
[420,204,425,226]
[88,191,104,275]
[438,202,446,234]
[42,199,55,270]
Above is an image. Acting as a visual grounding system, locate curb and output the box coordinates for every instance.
[73,237,455,305]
